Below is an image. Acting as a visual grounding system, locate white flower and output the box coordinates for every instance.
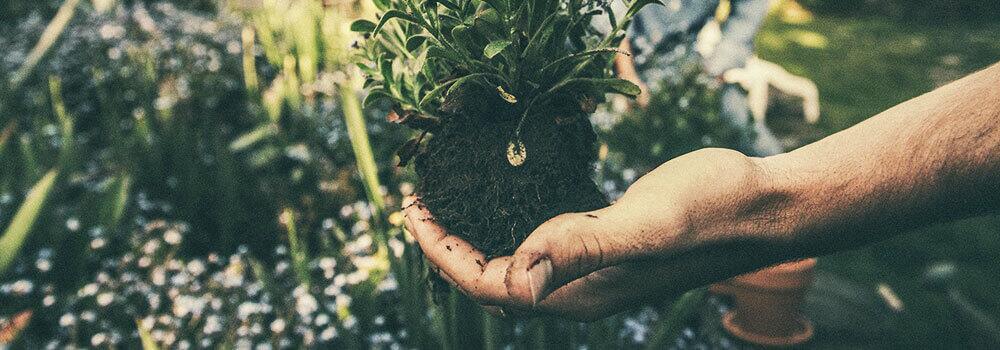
[315,313,330,326]
[66,217,81,231]
[186,260,206,276]
[320,327,337,341]
[97,292,114,306]
[90,237,106,250]
[91,333,108,346]
[10,280,33,295]
[59,313,76,327]
[270,318,286,333]
[164,229,182,245]
[35,258,51,272]
[79,283,98,297]
[296,294,319,317]
[204,315,222,334]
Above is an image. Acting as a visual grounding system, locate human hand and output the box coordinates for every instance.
[403,149,803,321]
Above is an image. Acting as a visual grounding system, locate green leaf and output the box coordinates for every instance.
[372,0,390,11]
[423,0,460,11]
[0,169,58,274]
[646,288,708,349]
[363,90,394,109]
[105,175,131,228]
[583,78,642,97]
[540,47,626,76]
[626,0,664,19]
[229,123,279,152]
[450,25,476,54]
[483,40,512,59]
[427,46,464,64]
[445,73,496,99]
[373,10,423,37]
[350,19,377,33]
[481,0,507,13]
[418,79,457,110]
[405,35,430,51]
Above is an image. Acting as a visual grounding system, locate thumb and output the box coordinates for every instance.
[503,204,645,308]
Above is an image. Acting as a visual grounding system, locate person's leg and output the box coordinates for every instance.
[720,83,784,157]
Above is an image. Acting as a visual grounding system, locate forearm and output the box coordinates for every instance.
[756,62,1000,257]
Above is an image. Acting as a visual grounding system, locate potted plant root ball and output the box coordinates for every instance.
[354,0,663,257]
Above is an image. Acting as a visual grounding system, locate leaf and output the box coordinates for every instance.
[423,0,460,11]
[418,79,457,110]
[483,40,512,59]
[626,0,664,19]
[445,73,494,100]
[373,10,423,37]
[363,90,394,109]
[405,35,430,51]
[427,46,464,63]
[549,78,640,97]
[395,133,426,166]
[136,319,161,350]
[481,0,507,13]
[372,0,391,11]
[539,48,627,76]
[0,169,58,274]
[450,25,477,54]
[350,19,377,33]
[645,288,708,349]
[229,123,279,152]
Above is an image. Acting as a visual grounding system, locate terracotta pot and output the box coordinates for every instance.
[712,258,817,347]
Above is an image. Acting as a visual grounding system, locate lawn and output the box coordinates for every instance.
[757,6,1000,348]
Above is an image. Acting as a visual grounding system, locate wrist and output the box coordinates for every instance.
[684,153,810,264]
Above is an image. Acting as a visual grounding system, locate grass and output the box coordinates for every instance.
[757,7,1000,348]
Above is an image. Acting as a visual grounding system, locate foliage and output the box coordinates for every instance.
[601,60,738,175]
[799,0,999,23]
[353,0,656,156]
[0,0,711,348]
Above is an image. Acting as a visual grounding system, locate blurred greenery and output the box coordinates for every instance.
[758,5,1000,348]
[0,0,997,348]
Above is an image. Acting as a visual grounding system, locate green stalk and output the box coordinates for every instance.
[9,0,82,91]
[338,79,386,219]
[241,26,260,95]
[281,208,313,287]
[645,287,708,349]
[0,170,59,274]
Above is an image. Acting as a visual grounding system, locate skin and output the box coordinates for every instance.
[403,61,1000,322]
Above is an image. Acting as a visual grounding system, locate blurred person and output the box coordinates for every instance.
[607,0,786,157]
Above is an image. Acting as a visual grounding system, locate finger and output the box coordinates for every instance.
[531,240,786,321]
[503,205,644,307]
[402,197,511,304]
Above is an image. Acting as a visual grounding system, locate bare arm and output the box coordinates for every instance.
[746,61,1000,256]
[404,61,1000,320]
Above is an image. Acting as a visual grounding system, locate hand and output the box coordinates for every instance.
[403,149,801,321]
[614,39,651,110]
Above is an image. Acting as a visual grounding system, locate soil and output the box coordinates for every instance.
[414,89,608,257]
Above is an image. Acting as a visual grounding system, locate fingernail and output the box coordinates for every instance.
[527,258,553,305]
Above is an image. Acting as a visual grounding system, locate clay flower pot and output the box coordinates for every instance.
[712,258,817,347]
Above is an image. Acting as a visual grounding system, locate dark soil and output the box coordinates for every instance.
[414,94,608,257]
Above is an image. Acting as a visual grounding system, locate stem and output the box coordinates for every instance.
[338,77,387,221]
[9,0,82,91]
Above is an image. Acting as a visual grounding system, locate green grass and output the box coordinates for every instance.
[758,11,1000,348]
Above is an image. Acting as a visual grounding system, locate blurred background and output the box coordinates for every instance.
[0,0,997,348]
